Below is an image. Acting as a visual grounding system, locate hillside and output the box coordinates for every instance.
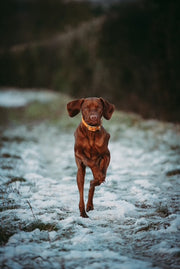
[0,0,179,121]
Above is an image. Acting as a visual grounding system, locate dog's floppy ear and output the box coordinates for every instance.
[67,98,84,117]
[100,97,115,120]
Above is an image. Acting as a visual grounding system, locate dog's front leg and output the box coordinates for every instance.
[86,154,110,212]
[76,159,89,218]
[86,168,103,213]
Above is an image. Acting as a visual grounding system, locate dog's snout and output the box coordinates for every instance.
[90,114,98,121]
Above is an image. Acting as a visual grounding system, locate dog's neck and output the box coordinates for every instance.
[81,117,101,132]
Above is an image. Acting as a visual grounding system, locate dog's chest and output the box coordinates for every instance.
[86,132,106,153]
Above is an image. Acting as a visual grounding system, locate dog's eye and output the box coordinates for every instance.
[97,107,102,112]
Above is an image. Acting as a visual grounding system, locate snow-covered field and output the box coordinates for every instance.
[0,90,180,269]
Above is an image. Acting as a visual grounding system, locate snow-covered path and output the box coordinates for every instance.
[0,93,180,269]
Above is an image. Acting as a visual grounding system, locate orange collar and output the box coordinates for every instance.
[82,117,101,132]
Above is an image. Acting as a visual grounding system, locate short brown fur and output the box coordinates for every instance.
[67,97,115,218]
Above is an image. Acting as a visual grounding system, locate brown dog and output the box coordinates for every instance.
[67,97,115,218]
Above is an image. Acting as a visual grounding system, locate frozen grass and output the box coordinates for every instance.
[0,89,180,269]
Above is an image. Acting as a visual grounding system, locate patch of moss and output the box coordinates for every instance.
[166,169,180,177]
[5,177,26,185]
[0,92,71,126]
[0,227,14,245]
[0,205,20,212]
[24,220,58,232]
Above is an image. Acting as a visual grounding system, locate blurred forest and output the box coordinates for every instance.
[0,0,179,122]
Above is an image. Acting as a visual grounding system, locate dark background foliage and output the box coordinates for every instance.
[0,0,179,122]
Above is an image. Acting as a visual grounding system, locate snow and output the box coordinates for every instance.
[0,89,56,107]
[0,91,180,269]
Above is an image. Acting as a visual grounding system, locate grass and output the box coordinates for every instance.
[1,90,178,135]
[23,220,58,233]
[5,177,26,186]
[0,90,179,253]
[0,227,14,246]
[0,91,70,126]
[0,221,59,246]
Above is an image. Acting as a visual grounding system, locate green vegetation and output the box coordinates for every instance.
[0,0,179,121]
[23,220,58,233]
[98,0,180,121]
[0,227,14,245]
[0,92,71,126]
[0,0,95,48]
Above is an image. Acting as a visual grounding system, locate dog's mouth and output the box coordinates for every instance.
[82,115,101,127]
[87,115,101,126]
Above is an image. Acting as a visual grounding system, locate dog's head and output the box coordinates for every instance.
[67,97,115,126]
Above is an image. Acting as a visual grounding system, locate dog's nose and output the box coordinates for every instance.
[90,114,98,121]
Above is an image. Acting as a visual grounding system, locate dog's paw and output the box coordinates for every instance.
[80,210,89,218]
[86,204,94,212]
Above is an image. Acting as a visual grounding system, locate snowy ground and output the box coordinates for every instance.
[0,90,180,269]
